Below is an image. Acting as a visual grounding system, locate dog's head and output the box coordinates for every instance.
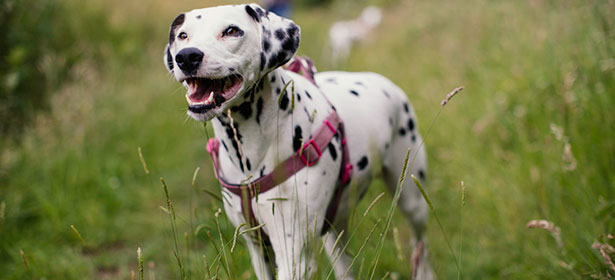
[164,3,300,121]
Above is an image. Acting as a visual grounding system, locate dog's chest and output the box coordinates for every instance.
[211,70,339,185]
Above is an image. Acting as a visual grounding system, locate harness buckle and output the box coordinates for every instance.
[300,139,322,166]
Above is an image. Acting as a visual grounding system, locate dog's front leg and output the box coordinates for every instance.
[257,185,332,280]
[244,238,274,280]
[267,209,318,280]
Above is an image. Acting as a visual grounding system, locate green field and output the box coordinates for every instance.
[1,0,614,279]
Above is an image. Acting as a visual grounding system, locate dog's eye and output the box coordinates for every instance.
[223,26,242,37]
[178,32,188,40]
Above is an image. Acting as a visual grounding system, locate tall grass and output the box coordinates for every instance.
[0,0,613,278]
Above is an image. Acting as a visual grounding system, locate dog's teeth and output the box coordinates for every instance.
[205,92,215,104]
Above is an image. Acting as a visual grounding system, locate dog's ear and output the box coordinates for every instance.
[164,13,186,73]
[163,44,173,72]
[245,3,300,73]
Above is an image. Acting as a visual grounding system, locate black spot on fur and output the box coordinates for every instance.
[275,29,286,40]
[246,158,251,171]
[327,142,337,160]
[388,118,393,126]
[296,92,301,102]
[282,38,296,51]
[355,81,365,87]
[271,75,276,83]
[304,91,312,99]
[407,118,415,131]
[293,126,303,152]
[411,135,416,142]
[196,15,201,19]
[262,26,270,37]
[216,116,228,125]
[357,156,369,170]
[223,122,244,172]
[237,159,245,172]
[287,25,299,37]
[256,78,265,91]
[263,39,271,52]
[267,51,284,69]
[169,13,185,44]
[349,90,359,96]
[231,101,252,119]
[326,78,337,84]
[276,87,281,94]
[385,143,390,149]
[382,90,390,98]
[418,170,426,181]
[227,157,235,164]
[247,88,257,103]
[166,46,173,70]
[229,67,235,72]
[399,128,407,136]
[303,107,311,119]
[260,166,266,177]
[255,7,266,18]
[255,97,264,124]
[245,5,260,22]
[403,103,409,113]
[279,92,289,110]
[221,140,229,152]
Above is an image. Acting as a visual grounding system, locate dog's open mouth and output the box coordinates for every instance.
[185,75,243,113]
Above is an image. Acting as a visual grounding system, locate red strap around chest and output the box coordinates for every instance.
[208,110,342,194]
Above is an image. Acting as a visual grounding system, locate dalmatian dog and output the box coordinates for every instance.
[163,4,433,279]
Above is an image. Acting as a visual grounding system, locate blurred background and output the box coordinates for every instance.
[1,0,614,279]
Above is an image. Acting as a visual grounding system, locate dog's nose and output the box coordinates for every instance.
[175,48,204,73]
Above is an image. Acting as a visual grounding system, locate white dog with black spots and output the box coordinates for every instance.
[163,3,433,279]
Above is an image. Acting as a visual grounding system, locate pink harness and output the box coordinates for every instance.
[206,57,353,238]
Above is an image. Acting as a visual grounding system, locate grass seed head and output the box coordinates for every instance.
[441,86,464,107]
[592,242,615,272]
[20,249,29,271]
[137,147,150,174]
[70,224,86,247]
[526,220,563,248]
[137,247,144,280]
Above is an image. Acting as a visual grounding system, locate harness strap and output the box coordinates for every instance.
[206,56,353,240]
[207,111,341,194]
[321,121,352,234]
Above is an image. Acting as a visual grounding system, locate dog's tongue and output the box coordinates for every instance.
[187,79,222,103]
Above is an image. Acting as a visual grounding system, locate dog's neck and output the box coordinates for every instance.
[210,68,317,181]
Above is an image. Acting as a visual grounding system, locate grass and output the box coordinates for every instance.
[1,0,614,279]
